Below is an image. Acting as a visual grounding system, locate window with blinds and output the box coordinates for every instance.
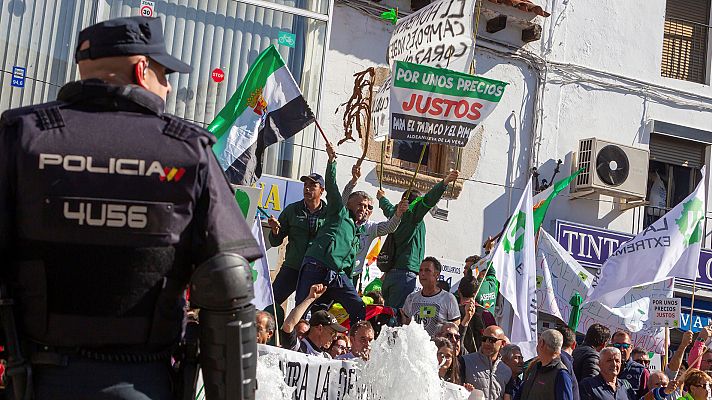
[661,0,711,84]
[0,0,329,180]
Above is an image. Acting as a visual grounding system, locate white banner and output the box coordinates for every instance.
[388,0,475,72]
[537,230,673,353]
[252,344,469,400]
[372,76,391,142]
[588,168,706,307]
[251,219,274,310]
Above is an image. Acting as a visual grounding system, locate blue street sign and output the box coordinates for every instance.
[11,66,26,88]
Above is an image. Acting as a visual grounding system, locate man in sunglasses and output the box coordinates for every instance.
[611,331,649,399]
[461,325,512,399]
[341,163,409,287]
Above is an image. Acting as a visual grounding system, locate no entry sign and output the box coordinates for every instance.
[212,68,225,83]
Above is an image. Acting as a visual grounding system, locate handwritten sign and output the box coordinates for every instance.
[372,76,391,142]
[651,298,681,328]
[388,0,475,72]
[390,61,506,147]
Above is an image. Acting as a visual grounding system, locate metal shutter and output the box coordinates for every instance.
[661,0,711,84]
[649,134,707,168]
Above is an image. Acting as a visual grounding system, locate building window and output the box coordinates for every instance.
[644,134,705,227]
[661,0,711,84]
[0,0,330,181]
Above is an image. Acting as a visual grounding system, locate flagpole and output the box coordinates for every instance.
[314,119,329,142]
[379,141,386,190]
[663,326,669,371]
[405,143,429,199]
[690,278,698,324]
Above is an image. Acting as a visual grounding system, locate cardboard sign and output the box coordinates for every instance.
[371,76,391,142]
[651,298,681,328]
[388,0,475,72]
[390,61,507,147]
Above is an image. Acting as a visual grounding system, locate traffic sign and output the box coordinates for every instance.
[651,298,681,328]
[11,66,25,88]
[140,0,155,17]
[211,68,225,83]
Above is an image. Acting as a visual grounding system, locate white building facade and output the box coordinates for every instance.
[1,0,711,339]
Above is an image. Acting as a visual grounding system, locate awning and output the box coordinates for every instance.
[487,0,551,17]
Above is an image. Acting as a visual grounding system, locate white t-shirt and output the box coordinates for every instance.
[402,289,460,336]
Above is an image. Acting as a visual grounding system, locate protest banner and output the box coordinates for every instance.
[651,298,681,328]
[390,61,507,147]
[372,76,391,142]
[248,344,469,400]
[537,230,672,353]
[388,0,475,72]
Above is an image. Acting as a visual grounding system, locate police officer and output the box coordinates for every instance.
[0,16,261,400]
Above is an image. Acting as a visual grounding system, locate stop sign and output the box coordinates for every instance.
[212,68,225,83]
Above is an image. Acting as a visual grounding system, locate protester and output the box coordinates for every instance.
[256,311,276,345]
[435,337,460,384]
[460,325,512,400]
[365,290,385,305]
[557,326,581,400]
[688,327,712,371]
[632,348,651,368]
[377,169,459,308]
[295,320,310,340]
[342,164,408,286]
[574,323,612,382]
[268,170,327,310]
[501,344,523,400]
[644,371,670,398]
[458,275,485,354]
[280,284,347,357]
[670,368,711,400]
[611,331,649,399]
[338,320,375,361]
[401,257,461,336]
[328,334,350,359]
[514,329,573,400]
[580,347,630,400]
[294,142,366,323]
[436,322,463,357]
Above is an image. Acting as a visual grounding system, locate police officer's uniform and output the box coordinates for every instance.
[0,17,261,400]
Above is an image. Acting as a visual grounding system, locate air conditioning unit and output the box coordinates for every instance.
[573,138,649,200]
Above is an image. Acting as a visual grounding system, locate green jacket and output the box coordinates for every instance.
[379,180,447,273]
[475,265,499,311]
[303,161,363,273]
[268,199,327,271]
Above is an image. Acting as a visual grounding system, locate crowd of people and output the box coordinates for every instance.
[253,140,712,400]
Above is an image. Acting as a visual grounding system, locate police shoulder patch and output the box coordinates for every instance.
[160,114,216,146]
[1,100,67,127]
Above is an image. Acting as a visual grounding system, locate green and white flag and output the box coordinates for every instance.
[250,219,273,310]
[532,168,583,232]
[209,45,314,185]
[389,61,507,147]
[490,178,537,358]
[587,167,706,307]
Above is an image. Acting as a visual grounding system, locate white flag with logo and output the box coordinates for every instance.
[490,178,537,358]
[536,230,673,352]
[587,168,706,307]
[250,219,273,309]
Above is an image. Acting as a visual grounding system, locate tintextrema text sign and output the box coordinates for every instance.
[389,61,507,147]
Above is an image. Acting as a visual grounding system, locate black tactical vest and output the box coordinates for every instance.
[0,80,245,350]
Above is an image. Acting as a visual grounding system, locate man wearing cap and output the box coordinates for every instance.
[267,171,328,312]
[294,142,366,323]
[281,284,346,357]
[0,16,260,400]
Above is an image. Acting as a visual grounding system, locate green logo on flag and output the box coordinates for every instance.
[503,211,526,253]
[234,189,251,219]
[249,261,258,282]
[419,305,436,319]
[278,31,296,48]
[676,198,704,246]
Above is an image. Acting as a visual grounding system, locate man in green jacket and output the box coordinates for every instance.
[294,142,366,323]
[377,169,459,308]
[267,170,327,311]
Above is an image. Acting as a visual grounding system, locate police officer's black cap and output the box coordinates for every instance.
[75,16,191,74]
